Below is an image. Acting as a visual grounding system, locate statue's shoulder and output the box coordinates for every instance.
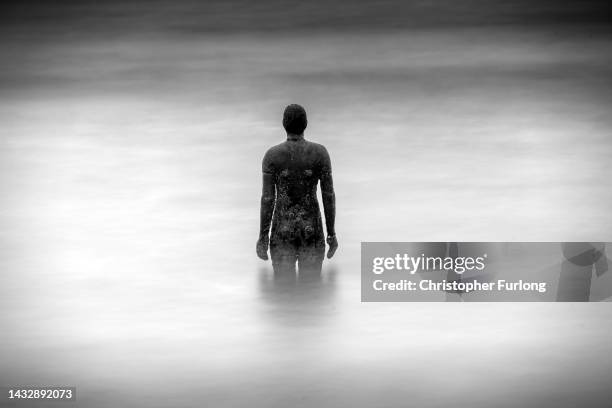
[264,142,286,157]
[306,140,328,154]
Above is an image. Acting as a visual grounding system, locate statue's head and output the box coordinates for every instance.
[283,104,307,135]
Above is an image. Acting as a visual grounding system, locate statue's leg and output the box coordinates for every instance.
[297,242,325,277]
[270,241,297,277]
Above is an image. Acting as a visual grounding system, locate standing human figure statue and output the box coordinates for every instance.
[256,104,338,274]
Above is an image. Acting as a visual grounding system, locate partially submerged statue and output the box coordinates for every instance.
[257,104,338,274]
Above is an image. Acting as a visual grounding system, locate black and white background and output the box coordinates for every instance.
[1,1,612,407]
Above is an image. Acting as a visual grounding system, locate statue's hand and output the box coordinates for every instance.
[256,235,269,260]
[326,234,338,259]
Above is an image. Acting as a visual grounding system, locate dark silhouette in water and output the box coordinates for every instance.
[557,242,608,301]
[256,104,337,274]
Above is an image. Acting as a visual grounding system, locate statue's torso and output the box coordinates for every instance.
[263,139,326,247]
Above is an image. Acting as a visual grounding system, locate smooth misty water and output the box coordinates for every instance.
[1,28,612,407]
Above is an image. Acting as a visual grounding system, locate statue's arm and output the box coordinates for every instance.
[320,147,336,237]
[257,149,276,260]
[259,172,275,239]
[320,146,337,258]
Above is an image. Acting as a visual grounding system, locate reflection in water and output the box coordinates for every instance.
[257,266,337,325]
